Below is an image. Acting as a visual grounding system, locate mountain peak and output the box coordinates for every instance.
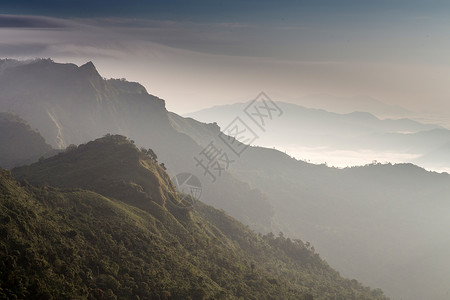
[347,110,379,121]
[78,60,101,78]
[80,60,95,69]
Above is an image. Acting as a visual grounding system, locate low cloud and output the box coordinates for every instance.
[0,15,69,28]
[0,42,48,56]
[278,145,422,169]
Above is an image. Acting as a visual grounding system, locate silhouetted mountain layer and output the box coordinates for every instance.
[185,101,450,171]
[0,112,53,169]
[4,135,388,299]
[185,101,439,141]
[185,101,444,151]
[295,94,412,118]
[0,58,166,149]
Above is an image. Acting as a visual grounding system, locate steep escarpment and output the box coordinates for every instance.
[0,58,166,149]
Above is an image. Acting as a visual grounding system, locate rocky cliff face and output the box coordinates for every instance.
[0,58,166,149]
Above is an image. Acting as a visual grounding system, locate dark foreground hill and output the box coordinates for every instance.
[4,135,388,299]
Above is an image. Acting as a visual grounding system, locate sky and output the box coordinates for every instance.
[0,0,450,125]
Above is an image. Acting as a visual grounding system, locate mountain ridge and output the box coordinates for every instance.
[184,100,450,172]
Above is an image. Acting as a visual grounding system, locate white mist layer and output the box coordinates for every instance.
[261,144,450,173]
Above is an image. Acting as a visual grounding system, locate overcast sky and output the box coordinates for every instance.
[0,1,449,125]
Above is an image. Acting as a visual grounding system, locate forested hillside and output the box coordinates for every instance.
[2,135,388,299]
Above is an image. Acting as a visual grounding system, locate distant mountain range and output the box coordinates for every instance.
[1,58,450,299]
[185,101,450,172]
[293,94,412,118]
